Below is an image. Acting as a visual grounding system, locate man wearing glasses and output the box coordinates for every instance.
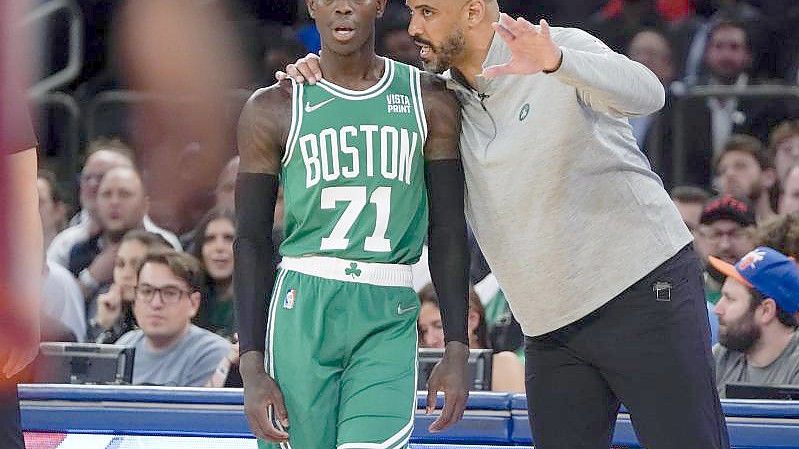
[116,250,230,386]
[700,195,758,305]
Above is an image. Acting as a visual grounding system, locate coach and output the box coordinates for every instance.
[282,0,729,447]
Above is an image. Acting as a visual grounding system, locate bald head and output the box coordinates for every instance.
[80,149,134,214]
[215,156,239,213]
[96,166,148,237]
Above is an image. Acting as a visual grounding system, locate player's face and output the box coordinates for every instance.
[308,0,387,56]
[201,218,236,282]
[418,302,445,348]
[114,239,148,302]
[715,278,760,352]
[406,0,467,73]
[134,262,200,343]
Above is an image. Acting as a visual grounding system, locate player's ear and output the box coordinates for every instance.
[306,0,317,19]
[465,0,487,27]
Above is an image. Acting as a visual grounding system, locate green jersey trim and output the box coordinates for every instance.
[408,67,428,145]
[282,79,304,166]
[316,58,395,101]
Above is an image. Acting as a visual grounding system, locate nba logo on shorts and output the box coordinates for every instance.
[284,289,296,309]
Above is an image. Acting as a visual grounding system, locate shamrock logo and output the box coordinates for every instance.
[345,262,362,278]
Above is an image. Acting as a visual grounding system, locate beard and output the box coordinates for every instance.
[418,29,466,74]
[719,310,761,353]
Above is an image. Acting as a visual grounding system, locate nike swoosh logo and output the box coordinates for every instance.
[397,304,418,315]
[305,98,335,113]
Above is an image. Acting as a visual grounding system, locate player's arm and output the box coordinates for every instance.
[420,72,471,432]
[234,81,292,443]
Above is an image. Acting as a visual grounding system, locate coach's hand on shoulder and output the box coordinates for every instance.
[275,53,323,85]
[240,351,290,443]
[426,341,470,432]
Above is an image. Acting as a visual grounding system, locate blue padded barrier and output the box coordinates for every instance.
[20,385,799,447]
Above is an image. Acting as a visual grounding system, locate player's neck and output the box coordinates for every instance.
[318,45,383,91]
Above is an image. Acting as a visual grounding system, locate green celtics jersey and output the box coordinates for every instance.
[279,58,429,265]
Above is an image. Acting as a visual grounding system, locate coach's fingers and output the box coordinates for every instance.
[482,63,514,79]
[293,54,321,84]
[285,64,305,84]
[491,21,516,43]
[275,70,288,82]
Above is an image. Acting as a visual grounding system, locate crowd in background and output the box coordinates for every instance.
[24,0,799,391]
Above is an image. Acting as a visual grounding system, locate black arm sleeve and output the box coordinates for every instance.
[234,173,278,355]
[425,159,470,345]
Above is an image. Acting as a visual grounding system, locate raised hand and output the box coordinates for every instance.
[482,14,562,79]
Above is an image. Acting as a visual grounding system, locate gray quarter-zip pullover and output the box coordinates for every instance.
[443,27,692,337]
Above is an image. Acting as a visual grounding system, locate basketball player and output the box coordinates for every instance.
[281,1,731,448]
[234,0,470,448]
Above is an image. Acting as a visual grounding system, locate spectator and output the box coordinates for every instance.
[711,246,799,398]
[116,250,230,387]
[779,165,799,215]
[47,140,134,268]
[87,230,171,343]
[675,0,764,83]
[757,212,799,260]
[769,120,799,183]
[626,28,676,182]
[671,185,711,239]
[258,26,307,90]
[377,7,420,67]
[214,156,239,215]
[672,185,712,266]
[700,195,758,304]
[68,166,180,305]
[36,170,68,251]
[714,134,777,222]
[180,155,238,250]
[191,210,236,339]
[678,20,799,187]
[417,283,525,393]
[587,0,668,54]
[41,264,85,343]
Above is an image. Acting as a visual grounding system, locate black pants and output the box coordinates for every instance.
[524,245,729,449]
[0,387,23,449]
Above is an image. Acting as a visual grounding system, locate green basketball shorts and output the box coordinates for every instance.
[258,256,420,449]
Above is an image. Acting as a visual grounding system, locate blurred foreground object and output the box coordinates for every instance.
[116,0,248,234]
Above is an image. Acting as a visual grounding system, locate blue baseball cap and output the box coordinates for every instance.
[709,247,799,313]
